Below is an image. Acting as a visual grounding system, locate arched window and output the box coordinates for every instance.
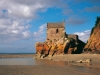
[56,29,58,33]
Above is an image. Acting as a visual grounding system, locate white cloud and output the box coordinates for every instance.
[0,0,68,44]
[0,19,31,43]
[0,0,68,19]
[33,24,46,41]
[22,30,31,38]
[74,30,91,42]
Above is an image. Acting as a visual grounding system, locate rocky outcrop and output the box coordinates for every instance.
[35,22,86,58]
[35,37,85,58]
[84,17,100,54]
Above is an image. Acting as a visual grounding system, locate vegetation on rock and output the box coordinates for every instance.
[90,16,100,35]
[84,16,100,54]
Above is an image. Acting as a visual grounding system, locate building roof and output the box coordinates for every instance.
[47,22,65,28]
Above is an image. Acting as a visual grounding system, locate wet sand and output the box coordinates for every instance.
[0,65,100,75]
[0,54,100,75]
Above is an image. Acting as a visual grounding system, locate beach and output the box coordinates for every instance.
[0,54,100,75]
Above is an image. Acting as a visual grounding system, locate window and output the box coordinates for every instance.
[56,29,58,33]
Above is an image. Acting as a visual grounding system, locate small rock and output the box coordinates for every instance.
[76,60,83,63]
[85,59,91,63]
[76,59,91,63]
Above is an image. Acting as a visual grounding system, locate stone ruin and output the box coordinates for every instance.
[35,22,85,58]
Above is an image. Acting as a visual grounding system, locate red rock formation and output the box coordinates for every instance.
[84,17,100,54]
[35,37,85,58]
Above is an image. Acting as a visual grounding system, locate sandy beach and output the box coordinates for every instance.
[0,54,100,75]
[0,65,100,75]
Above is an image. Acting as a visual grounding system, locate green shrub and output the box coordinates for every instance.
[90,16,100,36]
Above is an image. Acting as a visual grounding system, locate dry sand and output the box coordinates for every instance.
[0,54,100,75]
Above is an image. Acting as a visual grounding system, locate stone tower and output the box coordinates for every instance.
[46,22,66,41]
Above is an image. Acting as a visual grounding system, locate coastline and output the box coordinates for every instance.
[0,54,35,58]
[0,54,100,75]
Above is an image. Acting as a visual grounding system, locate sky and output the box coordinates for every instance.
[0,0,100,53]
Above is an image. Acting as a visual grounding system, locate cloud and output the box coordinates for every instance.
[0,19,31,43]
[85,6,100,13]
[0,0,69,43]
[0,0,68,19]
[66,15,88,25]
[74,30,91,42]
[33,24,46,41]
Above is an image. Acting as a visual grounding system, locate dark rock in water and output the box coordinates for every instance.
[84,16,100,54]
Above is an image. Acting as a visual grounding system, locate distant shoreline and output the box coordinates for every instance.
[0,53,35,54]
[0,53,35,58]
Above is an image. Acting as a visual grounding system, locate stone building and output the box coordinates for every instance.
[47,22,66,41]
[35,22,85,57]
[46,22,78,41]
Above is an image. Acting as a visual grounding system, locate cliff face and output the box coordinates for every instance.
[84,17,100,54]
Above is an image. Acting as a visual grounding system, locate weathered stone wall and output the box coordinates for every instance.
[47,28,65,40]
[67,34,78,41]
[47,22,65,40]
[47,22,64,28]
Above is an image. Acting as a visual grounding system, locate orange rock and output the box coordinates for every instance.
[84,17,100,54]
[35,42,50,56]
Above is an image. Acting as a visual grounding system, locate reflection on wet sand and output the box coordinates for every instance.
[35,59,99,68]
[35,59,68,67]
[35,59,100,75]
[0,58,35,65]
[0,58,100,75]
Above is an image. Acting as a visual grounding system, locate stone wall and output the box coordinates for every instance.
[67,34,78,41]
[47,22,64,28]
[47,22,65,40]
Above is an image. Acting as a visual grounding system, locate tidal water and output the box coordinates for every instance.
[0,57,98,66]
[0,58,68,66]
[0,58,36,65]
[0,58,100,75]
